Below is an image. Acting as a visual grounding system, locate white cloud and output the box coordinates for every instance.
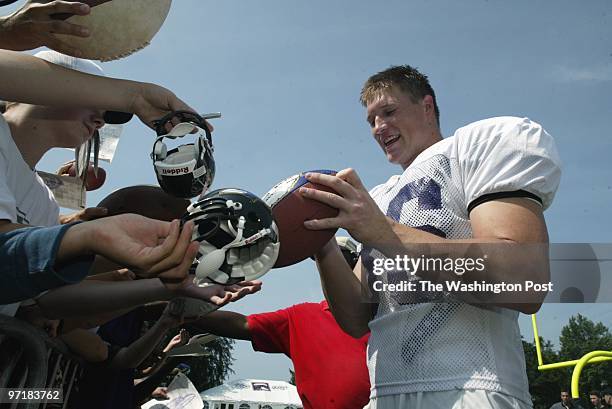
[553,64,612,82]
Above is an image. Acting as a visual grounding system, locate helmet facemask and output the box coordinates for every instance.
[183,190,280,286]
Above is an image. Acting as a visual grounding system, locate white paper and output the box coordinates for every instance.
[167,333,217,357]
[141,373,203,409]
[67,124,122,163]
[97,124,122,162]
[37,171,86,210]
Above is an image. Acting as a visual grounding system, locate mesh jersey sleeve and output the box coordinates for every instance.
[247,307,291,356]
[458,117,561,210]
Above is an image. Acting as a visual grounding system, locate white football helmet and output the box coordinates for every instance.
[151,111,215,198]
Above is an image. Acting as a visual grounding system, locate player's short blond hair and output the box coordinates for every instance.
[360,65,440,126]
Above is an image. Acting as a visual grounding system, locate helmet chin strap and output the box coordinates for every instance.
[195,216,246,280]
[194,217,277,283]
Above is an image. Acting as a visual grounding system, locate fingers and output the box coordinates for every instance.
[304,171,353,197]
[166,116,181,133]
[185,279,262,306]
[299,185,346,210]
[155,240,199,283]
[81,206,108,221]
[115,269,136,281]
[134,84,202,133]
[208,292,233,307]
[38,1,91,17]
[336,168,367,191]
[168,95,197,119]
[304,217,342,230]
[299,183,345,230]
[167,97,203,132]
[30,2,91,37]
[224,280,263,302]
[147,220,193,274]
[304,168,366,198]
[226,280,263,293]
[47,20,89,36]
[56,161,74,175]
[301,168,372,232]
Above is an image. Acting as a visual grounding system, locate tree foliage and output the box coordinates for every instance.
[181,337,236,392]
[523,337,567,409]
[558,314,612,396]
[524,314,612,408]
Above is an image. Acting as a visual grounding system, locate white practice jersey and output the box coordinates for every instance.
[0,115,59,317]
[363,117,561,403]
[0,115,59,227]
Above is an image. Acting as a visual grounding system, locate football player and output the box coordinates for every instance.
[302,65,561,408]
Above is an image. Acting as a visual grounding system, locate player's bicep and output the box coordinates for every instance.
[469,197,548,243]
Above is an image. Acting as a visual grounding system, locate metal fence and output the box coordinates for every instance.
[0,314,83,409]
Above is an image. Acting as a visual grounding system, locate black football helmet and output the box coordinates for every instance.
[182,188,280,285]
[151,111,215,198]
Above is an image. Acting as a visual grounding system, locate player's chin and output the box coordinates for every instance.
[387,152,407,167]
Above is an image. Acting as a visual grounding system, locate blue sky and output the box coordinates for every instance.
[9,0,611,382]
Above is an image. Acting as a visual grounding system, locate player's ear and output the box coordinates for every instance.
[422,95,435,119]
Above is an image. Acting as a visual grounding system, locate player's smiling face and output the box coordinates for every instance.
[366,87,438,169]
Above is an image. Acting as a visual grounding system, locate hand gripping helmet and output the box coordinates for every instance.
[151,111,215,198]
[182,188,280,285]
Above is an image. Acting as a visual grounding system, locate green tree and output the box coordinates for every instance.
[177,337,236,392]
[289,368,296,385]
[558,314,612,398]
[523,337,568,409]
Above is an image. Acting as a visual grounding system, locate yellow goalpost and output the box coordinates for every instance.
[531,314,612,398]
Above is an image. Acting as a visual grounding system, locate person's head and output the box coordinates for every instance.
[603,388,612,405]
[4,98,105,150]
[360,65,441,169]
[560,390,570,403]
[2,51,131,150]
[590,391,602,406]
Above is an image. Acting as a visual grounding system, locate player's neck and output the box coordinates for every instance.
[4,113,51,169]
[400,129,443,170]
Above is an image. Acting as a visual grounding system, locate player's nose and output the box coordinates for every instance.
[373,117,388,138]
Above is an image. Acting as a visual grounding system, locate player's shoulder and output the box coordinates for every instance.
[288,301,324,310]
[452,116,548,149]
[455,116,561,210]
[457,116,533,131]
[369,174,402,197]
[285,301,327,318]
